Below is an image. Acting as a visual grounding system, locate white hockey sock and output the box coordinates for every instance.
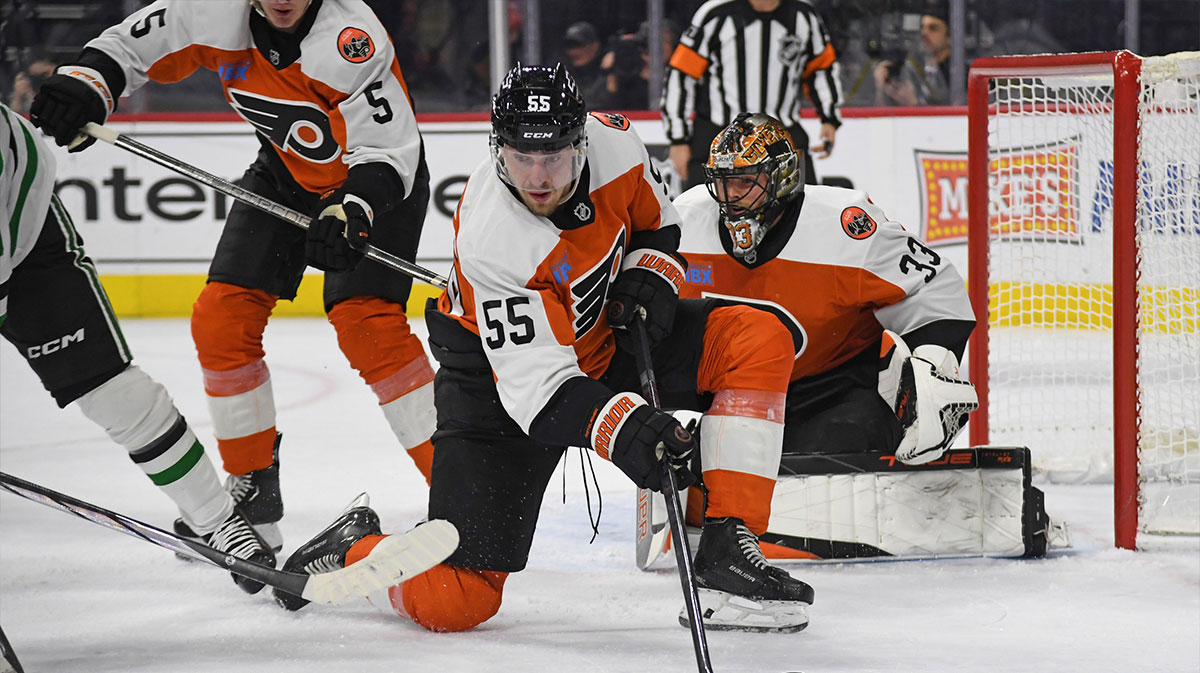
[202,360,277,445]
[75,365,232,533]
[379,380,436,449]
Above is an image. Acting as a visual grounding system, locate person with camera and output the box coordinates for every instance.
[595,21,677,111]
[873,9,956,106]
[662,0,842,192]
[8,56,57,115]
[562,21,608,107]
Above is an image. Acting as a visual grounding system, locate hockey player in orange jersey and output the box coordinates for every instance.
[675,113,977,467]
[663,115,1072,566]
[29,0,439,576]
[275,64,815,633]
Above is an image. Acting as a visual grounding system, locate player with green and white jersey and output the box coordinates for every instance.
[0,103,274,594]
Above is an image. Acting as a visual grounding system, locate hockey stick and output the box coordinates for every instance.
[618,308,714,673]
[0,625,22,673]
[0,471,458,606]
[81,122,448,289]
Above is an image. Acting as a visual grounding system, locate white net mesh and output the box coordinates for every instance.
[982,52,1200,536]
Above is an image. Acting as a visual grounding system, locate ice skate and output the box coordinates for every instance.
[175,433,284,553]
[680,516,814,633]
[272,492,381,612]
[206,507,277,594]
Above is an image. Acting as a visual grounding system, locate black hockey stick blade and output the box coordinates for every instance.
[624,313,714,673]
[0,471,458,605]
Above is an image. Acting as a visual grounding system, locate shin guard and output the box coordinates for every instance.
[329,298,435,481]
[695,307,791,535]
[75,365,232,532]
[192,282,278,475]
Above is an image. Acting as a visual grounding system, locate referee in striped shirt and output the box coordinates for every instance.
[662,0,843,190]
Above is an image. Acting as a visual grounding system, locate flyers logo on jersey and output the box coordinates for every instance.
[570,234,624,339]
[589,111,630,130]
[228,88,342,164]
[338,27,374,63]
[841,206,877,239]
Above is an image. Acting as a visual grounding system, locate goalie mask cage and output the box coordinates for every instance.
[967,51,1200,550]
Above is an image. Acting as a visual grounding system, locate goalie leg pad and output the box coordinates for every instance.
[767,447,1065,560]
[680,588,810,633]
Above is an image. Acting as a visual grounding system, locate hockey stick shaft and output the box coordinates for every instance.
[82,122,448,289]
[0,471,458,605]
[627,315,714,673]
[0,470,310,596]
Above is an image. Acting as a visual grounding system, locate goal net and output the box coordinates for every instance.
[966,51,1200,548]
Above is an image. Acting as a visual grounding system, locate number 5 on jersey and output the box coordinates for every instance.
[482,297,536,348]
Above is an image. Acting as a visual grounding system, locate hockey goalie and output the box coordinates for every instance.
[635,113,1069,569]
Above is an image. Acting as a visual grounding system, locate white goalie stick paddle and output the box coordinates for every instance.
[0,471,459,606]
[615,306,713,673]
[635,487,671,569]
[81,122,449,289]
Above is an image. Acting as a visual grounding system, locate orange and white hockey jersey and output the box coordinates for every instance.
[438,114,679,435]
[80,0,420,198]
[674,184,973,382]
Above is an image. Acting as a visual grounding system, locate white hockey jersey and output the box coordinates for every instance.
[675,184,973,381]
[0,104,56,324]
[438,114,679,434]
[84,0,421,197]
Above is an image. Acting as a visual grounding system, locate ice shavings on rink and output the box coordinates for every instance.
[2,318,1197,673]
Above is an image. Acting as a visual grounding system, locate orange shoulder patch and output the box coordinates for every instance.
[338,27,374,63]
[589,111,630,130]
[841,206,877,239]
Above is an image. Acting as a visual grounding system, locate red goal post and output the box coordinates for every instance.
[966,51,1200,550]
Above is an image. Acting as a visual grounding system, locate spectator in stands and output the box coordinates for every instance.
[873,8,956,106]
[563,21,607,106]
[8,55,57,115]
[458,41,494,111]
[596,20,678,111]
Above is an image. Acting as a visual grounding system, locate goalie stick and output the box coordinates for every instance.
[619,308,714,673]
[81,122,449,289]
[0,471,458,606]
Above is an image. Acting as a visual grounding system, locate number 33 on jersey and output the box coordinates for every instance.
[674,184,973,382]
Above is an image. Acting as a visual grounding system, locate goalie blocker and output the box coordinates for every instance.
[761,446,1070,560]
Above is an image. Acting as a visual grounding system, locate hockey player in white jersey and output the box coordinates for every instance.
[28,0,439,559]
[677,112,978,466]
[666,113,1075,563]
[0,102,273,594]
[278,64,816,633]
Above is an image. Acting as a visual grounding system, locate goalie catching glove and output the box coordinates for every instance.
[589,392,697,492]
[306,193,373,272]
[879,331,978,465]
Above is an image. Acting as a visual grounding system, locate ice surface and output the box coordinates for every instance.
[2,318,1197,673]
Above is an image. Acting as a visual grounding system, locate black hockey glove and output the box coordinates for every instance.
[606,248,685,352]
[29,68,112,152]
[306,193,372,272]
[590,393,698,492]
